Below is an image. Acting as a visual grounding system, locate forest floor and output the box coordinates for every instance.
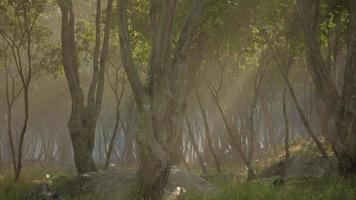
[1,140,356,200]
[1,166,355,200]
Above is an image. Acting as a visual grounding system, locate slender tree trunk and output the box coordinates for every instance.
[1,9,35,181]
[203,73,255,180]
[105,83,125,169]
[105,107,121,169]
[270,46,329,159]
[195,88,221,173]
[261,100,277,152]
[185,116,208,174]
[282,85,290,159]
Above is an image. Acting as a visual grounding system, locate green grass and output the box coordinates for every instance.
[0,181,33,200]
[185,176,356,200]
[1,166,356,200]
[0,166,76,200]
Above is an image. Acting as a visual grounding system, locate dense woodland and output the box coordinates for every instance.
[0,0,356,200]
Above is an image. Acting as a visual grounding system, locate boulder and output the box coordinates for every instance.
[52,166,216,200]
[259,155,338,180]
[23,184,61,200]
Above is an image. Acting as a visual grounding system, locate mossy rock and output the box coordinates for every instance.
[48,166,216,200]
[259,155,338,180]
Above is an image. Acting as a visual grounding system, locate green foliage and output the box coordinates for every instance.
[75,19,96,67]
[1,0,46,15]
[37,42,63,78]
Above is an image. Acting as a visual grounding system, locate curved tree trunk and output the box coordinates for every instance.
[58,0,113,174]
[128,107,170,200]
[117,0,206,198]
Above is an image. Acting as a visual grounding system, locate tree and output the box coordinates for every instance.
[185,115,208,174]
[297,0,356,175]
[104,65,126,170]
[202,71,256,180]
[117,0,207,198]
[57,0,113,174]
[0,0,45,180]
[195,87,221,173]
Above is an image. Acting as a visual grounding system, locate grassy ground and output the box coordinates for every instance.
[1,166,355,200]
[0,166,76,200]
[0,140,354,200]
[185,176,356,200]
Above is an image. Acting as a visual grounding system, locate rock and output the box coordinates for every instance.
[165,166,216,199]
[272,178,284,186]
[23,183,61,200]
[259,155,338,180]
[53,166,216,200]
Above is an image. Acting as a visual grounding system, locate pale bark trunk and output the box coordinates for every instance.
[128,107,170,200]
[117,0,206,198]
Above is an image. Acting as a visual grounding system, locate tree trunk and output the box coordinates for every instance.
[1,7,35,181]
[195,88,221,173]
[333,0,356,176]
[105,81,125,169]
[282,85,290,159]
[185,116,208,174]
[203,73,255,180]
[128,107,170,200]
[270,46,329,159]
[297,0,356,175]
[58,0,113,174]
[117,0,206,198]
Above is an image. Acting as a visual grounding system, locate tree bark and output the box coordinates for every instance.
[58,0,113,174]
[333,0,356,176]
[117,0,207,198]
[297,0,356,175]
